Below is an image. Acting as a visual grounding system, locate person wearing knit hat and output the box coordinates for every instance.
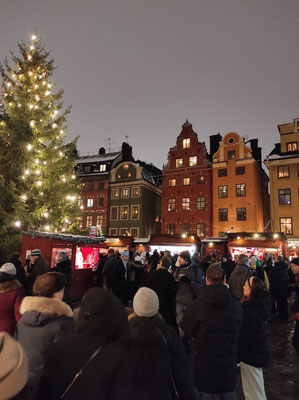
[178,250,191,264]
[27,249,50,295]
[125,289,195,400]
[0,263,16,277]
[133,287,159,317]
[0,332,29,400]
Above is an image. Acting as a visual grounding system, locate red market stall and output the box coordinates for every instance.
[148,234,201,255]
[201,238,228,257]
[227,232,287,260]
[21,231,107,301]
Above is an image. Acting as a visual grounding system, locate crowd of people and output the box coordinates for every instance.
[0,247,299,400]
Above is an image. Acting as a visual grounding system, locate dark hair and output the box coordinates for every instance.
[247,276,266,300]
[161,256,171,269]
[206,265,225,284]
[33,272,66,298]
[237,254,249,266]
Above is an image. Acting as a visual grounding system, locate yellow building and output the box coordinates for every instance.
[264,118,299,245]
[212,132,270,237]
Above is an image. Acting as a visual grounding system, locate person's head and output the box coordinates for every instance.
[191,253,200,263]
[0,332,28,399]
[178,250,191,266]
[107,248,115,256]
[206,265,226,285]
[236,254,250,267]
[0,263,16,278]
[33,272,66,300]
[77,287,128,341]
[58,252,68,262]
[243,276,266,300]
[30,249,42,263]
[161,256,171,269]
[133,287,159,318]
[291,258,299,276]
[121,250,129,262]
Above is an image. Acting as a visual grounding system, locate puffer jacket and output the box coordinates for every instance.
[16,296,74,399]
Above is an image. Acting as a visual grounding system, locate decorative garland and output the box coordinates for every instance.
[21,230,106,243]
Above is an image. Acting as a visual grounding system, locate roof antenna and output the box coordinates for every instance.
[105,138,111,153]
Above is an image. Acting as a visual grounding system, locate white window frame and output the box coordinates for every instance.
[87,198,94,207]
[100,164,106,172]
[119,228,128,236]
[109,228,118,236]
[130,227,139,237]
[121,188,130,198]
[131,204,140,220]
[111,189,119,199]
[110,206,119,221]
[132,187,140,197]
[120,205,129,220]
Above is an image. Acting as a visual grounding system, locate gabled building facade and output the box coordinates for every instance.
[264,118,299,240]
[161,120,212,238]
[76,142,133,234]
[212,132,270,237]
[108,161,162,238]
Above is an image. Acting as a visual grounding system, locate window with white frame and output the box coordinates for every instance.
[132,187,140,197]
[120,206,129,220]
[109,228,118,236]
[87,198,94,207]
[130,228,139,237]
[111,189,119,199]
[131,205,139,220]
[119,228,128,236]
[121,188,129,198]
[110,206,118,221]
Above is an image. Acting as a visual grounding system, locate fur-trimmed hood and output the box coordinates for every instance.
[20,296,73,318]
[0,279,21,294]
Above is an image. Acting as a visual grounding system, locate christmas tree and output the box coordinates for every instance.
[0,34,82,233]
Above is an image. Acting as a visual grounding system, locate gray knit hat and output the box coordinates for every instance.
[133,287,159,318]
[0,263,16,276]
[0,332,28,400]
[30,249,42,256]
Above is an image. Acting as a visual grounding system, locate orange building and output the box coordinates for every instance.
[212,132,270,237]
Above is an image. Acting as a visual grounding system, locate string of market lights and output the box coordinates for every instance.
[1,33,81,232]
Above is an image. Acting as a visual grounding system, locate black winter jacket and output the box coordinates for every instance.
[238,294,271,367]
[180,284,242,394]
[122,315,195,400]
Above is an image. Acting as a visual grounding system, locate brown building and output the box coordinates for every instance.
[108,160,162,238]
[161,120,212,238]
[212,132,270,237]
[76,143,133,234]
[264,118,299,250]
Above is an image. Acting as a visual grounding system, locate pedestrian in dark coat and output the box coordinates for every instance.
[102,248,118,288]
[186,253,205,298]
[269,256,289,319]
[122,287,195,400]
[238,277,271,400]
[44,287,129,400]
[110,250,132,306]
[0,263,25,335]
[180,265,242,398]
[149,256,178,332]
[221,254,235,281]
[228,254,253,300]
[16,272,74,400]
[10,252,27,287]
[290,258,299,355]
[26,249,50,295]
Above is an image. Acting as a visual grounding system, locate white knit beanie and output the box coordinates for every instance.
[133,287,159,318]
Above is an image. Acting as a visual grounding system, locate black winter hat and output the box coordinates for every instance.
[179,250,191,264]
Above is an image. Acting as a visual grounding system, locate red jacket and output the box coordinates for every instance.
[0,279,26,335]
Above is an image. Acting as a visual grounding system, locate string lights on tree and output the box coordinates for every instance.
[0,33,82,232]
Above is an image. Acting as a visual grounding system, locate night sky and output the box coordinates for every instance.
[1,0,299,169]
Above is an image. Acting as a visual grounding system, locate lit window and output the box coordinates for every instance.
[183,138,190,148]
[123,164,129,170]
[78,198,83,206]
[87,198,93,207]
[96,215,103,227]
[196,223,206,237]
[189,156,197,167]
[277,166,290,178]
[131,205,139,220]
[169,179,176,187]
[112,189,119,199]
[168,199,176,211]
[120,206,129,220]
[99,164,106,172]
[237,207,247,221]
[121,188,129,198]
[286,142,298,152]
[236,184,246,197]
[196,197,206,210]
[183,177,190,185]
[196,175,205,184]
[280,217,293,235]
[278,189,291,205]
[132,187,140,197]
[218,185,228,198]
[86,216,93,227]
[219,208,228,221]
[182,197,190,210]
[176,158,184,168]
[109,228,118,236]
